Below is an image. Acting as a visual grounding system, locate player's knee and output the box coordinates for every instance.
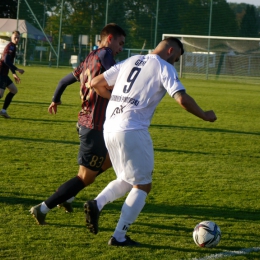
[9,88,18,95]
[134,183,152,194]
[77,166,97,186]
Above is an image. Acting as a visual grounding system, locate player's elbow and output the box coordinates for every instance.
[91,79,102,96]
[90,77,98,89]
[174,92,189,106]
[178,95,189,107]
[91,75,104,92]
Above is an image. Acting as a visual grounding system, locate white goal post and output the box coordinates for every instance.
[162,34,260,83]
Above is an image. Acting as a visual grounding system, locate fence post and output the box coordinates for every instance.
[57,0,64,67]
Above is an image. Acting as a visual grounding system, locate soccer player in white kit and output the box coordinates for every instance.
[84,37,217,246]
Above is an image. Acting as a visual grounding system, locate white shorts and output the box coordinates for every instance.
[104,130,154,185]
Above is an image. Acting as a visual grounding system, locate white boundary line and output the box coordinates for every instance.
[191,247,260,260]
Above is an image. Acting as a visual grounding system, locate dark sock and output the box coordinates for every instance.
[3,92,15,110]
[45,176,85,209]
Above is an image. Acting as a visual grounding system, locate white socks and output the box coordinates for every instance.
[113,188,147,242]
[95,179,132,211]
[94,180,148,242]
[40,197,75,214]
[40,202,50,214]
[66,197,75,203]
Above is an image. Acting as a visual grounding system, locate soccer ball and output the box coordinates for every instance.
[193,221,221,248]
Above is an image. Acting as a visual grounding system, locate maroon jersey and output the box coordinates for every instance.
[72,61,84,81]
[78,47,115,131]
[0,42,17,76]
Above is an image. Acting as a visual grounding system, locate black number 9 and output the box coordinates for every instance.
[123,67,141,93]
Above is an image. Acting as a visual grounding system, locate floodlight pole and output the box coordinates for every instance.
[42,0,46,28]
[206,0,213,80]
[154,0,159,48]
[105,0,109,25]
[40,0,47,62]
[16,0,20,31]
[57,0,64,67]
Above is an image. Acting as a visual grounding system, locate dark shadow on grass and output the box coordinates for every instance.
[2,194,260,250]
[0,135,216,156]
[10,117,77,123]
[12,100,52,106]
[0,135,78,145]
[42,223,87,229]
[0,195,85,211]
[154,148,210,155]
[153,147,260,158]
[2,194,258,223]
[12,100,77,107]
[150,124,260,136]
[142,203,260,221]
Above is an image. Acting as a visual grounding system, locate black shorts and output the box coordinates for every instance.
[77,125,107,171]
[0,75,12,90]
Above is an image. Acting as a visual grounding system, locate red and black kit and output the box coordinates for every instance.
[77,47,115,131]
[0,42,18,76]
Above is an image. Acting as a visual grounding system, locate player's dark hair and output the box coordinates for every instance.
[164,37,184,55]
[12,30,20,35]
[100,23,126,41]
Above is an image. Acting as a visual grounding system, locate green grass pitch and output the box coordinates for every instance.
[0,66,259,259]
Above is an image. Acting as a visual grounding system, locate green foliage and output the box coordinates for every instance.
[229,3,260,36]
[0,66,260,259]
[240,5,259,37]
[2,1,260,52]
[0,0,17,18]
[18,0,47,27]
[211,0,238,36]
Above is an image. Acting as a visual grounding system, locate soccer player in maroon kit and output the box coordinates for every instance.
[30,23,126,225]
[0,30,24,118]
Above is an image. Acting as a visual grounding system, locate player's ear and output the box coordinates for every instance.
[107,34,113,44]
[168,46,174,55]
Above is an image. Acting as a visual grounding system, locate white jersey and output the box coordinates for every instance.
[103,54,185,132]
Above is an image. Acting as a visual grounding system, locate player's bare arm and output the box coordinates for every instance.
[13,74,21,84]
[17,69,25,74]
[91,74,112,100]
[48,73,77,115]
[174,90,217,122]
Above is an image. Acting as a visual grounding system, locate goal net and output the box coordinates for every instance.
[162,34,260,84]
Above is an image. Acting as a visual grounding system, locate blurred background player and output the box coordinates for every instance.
[29,23,126,225]
[93,39,101,50]
[0,30,25,118]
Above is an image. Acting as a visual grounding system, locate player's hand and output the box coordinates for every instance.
[203,110,217,122]
[17,69,25,74]
[13,74,21,84]
[48,101,61,114]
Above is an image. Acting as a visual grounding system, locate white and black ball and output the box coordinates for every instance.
[193,220,221,248]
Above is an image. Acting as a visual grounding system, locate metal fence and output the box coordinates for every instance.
[1,0,259,82]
